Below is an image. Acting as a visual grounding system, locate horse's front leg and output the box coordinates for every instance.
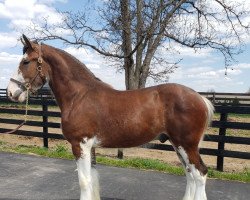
[71,137,100,200]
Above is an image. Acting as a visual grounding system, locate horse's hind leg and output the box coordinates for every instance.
[172,144,195,200]
[176,145,208,200]
[170,135,207,200]
[71,138,100,200]
[187,149,207,200]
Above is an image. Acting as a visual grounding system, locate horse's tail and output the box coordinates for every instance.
[199,96,214,146]
[201,96,214,128]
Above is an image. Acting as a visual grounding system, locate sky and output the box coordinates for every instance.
[0,0,250,93]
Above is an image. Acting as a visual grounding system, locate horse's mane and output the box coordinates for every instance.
[23,41,112,88]
[43,44,113,88]
[55,46,101,81]
[22,40,98,80]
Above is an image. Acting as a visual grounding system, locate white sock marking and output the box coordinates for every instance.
[23,53,28,60]
[76,137,100,200]
[177,146,207,200]
[190,164,207,200]
[177,146,196,200]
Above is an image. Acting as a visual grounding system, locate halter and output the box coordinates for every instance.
[2,44,46,134]
[10,44,46,94]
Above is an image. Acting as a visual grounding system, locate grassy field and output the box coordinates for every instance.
[0,141,249,183]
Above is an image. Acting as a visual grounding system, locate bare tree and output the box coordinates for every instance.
[29,0,250,90]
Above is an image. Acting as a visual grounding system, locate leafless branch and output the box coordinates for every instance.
[26,0,250,89]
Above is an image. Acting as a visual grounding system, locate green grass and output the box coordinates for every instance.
[0,143,74,160]
[97,156,184,175]
[229,113,250,119]
[0,102,40,109]
[207,168,250,182]
[97,156,250,182]
[0,141,249,183]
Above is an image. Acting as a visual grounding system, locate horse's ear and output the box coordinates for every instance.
[20,37,25,45]
[22,34,34,50]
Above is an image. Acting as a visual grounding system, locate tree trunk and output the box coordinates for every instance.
[121,0,138,90]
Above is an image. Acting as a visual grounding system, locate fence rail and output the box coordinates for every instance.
[200,92,250,105]
[0,89,250,171]
[1,89,250,104]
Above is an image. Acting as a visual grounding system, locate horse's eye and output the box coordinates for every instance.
[23,60,30,65]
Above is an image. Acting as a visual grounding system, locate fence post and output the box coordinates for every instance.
[117,148,123,159]
[212,92,216,104]
[42,97,48,148]
[216,112,228,171]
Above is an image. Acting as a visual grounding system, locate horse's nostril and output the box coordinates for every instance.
[7,89,22,102]
[8,91,13,97]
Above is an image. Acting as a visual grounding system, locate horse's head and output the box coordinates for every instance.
[7,34,48,102]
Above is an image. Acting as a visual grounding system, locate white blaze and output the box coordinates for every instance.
[7,61,26,102]
[23,53,28,60]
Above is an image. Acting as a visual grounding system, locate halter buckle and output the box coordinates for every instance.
[38,57,43,64]
[37,66,42,72]
[25,82,31,90]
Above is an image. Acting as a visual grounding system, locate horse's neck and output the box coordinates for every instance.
[43,45,98,111]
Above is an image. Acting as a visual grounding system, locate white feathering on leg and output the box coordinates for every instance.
[77,137,101,200]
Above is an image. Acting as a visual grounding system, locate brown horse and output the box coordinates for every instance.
[7,35,214,200]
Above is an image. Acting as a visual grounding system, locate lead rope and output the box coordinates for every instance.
[24,88,30,122]
[1,89,29,134]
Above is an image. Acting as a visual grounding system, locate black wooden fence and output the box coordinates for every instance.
[0,89,249,171]
[200,92,250,106]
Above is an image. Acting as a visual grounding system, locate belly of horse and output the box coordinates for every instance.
[98,122,165,148]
